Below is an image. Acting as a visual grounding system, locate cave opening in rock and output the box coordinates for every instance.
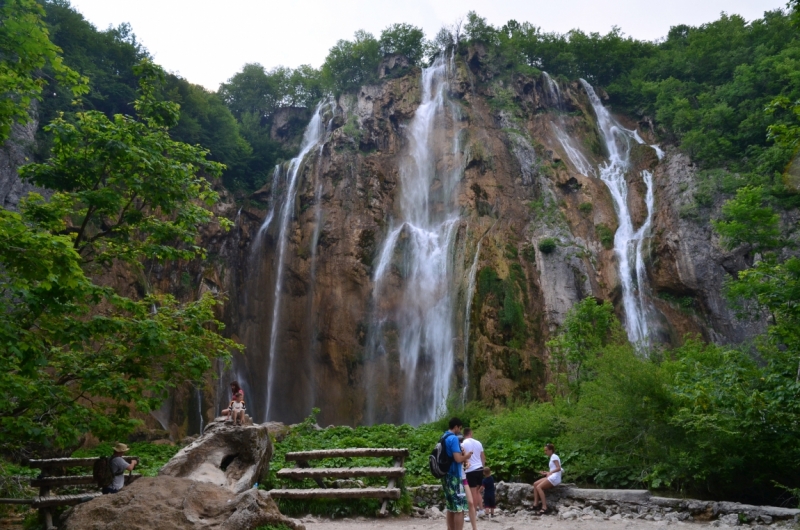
[220,454,238,471]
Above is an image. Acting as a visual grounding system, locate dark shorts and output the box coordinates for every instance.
[483,492,496,508]
[466,468,484,488]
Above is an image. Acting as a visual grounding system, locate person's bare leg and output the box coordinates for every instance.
[446,511,455,530]
[453,512,465,530]
[464,485,477,530]
[537,480,554,511]
[470,486,483,513]
[532,479,541,507]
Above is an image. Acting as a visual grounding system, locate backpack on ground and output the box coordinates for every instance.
[429,432,454,479]
[93,456,124,488]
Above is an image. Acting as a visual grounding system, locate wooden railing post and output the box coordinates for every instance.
[37,468,54,530]
[379,455,405,516]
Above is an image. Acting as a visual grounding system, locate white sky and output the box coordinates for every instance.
[68,0,786,91]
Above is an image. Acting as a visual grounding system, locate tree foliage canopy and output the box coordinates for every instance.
[0,60,240,453]
[0,0,87,143]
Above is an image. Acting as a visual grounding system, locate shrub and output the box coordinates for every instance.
[595,224,614,249]
[538,238,557,254]
[578,201,593,214]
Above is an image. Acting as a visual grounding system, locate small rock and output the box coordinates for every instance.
[719,513,741,526]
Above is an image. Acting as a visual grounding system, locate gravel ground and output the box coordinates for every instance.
[303,513,711,530]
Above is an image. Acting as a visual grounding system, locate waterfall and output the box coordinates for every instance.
[461,241,481,404]
[542,72,595,176]
[367,55,465,425]
[263,100,330,419]
[580,79,656,346]
[196,388,204,434]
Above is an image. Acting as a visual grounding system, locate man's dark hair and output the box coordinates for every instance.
[463,428,473,437]
[448,417,463,429]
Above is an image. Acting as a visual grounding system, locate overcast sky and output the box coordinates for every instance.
[69,0,785,91]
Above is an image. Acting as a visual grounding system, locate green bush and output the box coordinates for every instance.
[538,238,557,254]
[595,224,614,249]
[72,441,181,476]
[578,202,593,214]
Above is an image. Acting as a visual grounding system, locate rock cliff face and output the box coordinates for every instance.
[0,116,46,211]
[198,51,765,427]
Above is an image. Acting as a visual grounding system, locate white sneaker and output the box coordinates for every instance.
[465,515,471,522]
[477,510,486,517]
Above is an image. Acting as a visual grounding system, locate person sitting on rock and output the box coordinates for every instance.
[221,381,244,418]
[532,443,561,515]
[228,392,246,425]
[103,443,137,494]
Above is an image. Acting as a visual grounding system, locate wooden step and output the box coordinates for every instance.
[32,492,101,508]
[284,448,409,461]
[30,474,141,488]
[269,487,401,500]
[277,467,406,479]
[27,456,139,469]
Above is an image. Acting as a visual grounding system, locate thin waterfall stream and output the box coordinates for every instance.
[580,79,658,346]
[260,100,330,420]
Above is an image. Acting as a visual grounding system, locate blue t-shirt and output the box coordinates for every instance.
[443,431,462,477]
[482,476,495,494]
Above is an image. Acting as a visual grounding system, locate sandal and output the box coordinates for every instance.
[536,508,551,516]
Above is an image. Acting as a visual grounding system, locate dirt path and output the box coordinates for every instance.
[303,514,709,530]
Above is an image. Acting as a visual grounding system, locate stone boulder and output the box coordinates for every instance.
[62,476,303,530]
[159,419,271,493]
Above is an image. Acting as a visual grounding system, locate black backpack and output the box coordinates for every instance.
[92,456,124,488]
[429,432,455,478]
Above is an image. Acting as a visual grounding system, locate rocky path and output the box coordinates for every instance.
[304,514,722,530]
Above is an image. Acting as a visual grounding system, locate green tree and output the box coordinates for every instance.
[321,30,381,94]
[0,0,87,143]
[379,23,426,65]
[164,74,252,190]
[546,297,625,398]
[0,60,240,452]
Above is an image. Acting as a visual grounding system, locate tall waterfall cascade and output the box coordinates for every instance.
[366,55,468,425]
[579,79,663,347]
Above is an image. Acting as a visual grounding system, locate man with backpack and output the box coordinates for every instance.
[436,418,473,530]
[96,443,138,494]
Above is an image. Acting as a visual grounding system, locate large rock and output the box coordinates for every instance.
[62,476,303,530]
[159,419,271,493]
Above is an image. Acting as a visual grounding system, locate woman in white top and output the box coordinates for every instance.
[532,443,561,515]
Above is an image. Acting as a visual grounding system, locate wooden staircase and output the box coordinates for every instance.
[269,448,409,515]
